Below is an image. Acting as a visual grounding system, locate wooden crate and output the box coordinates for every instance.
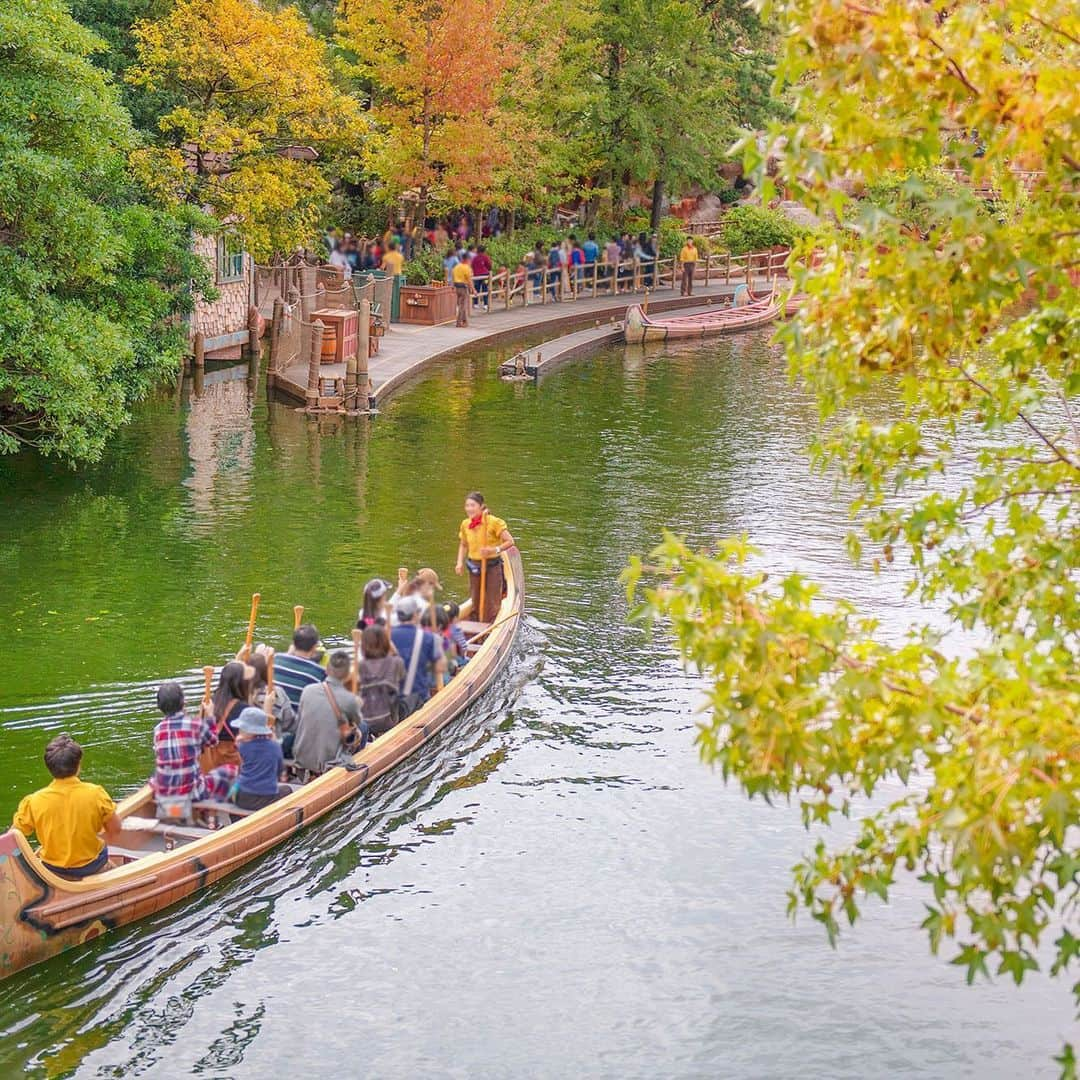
[311,308,359,364]
[399,284,456,326]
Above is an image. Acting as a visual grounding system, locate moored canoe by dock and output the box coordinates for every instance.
[623,292,781,343]
[0,548,524,980]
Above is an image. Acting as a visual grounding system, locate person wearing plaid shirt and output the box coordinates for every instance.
[151,682,236,801]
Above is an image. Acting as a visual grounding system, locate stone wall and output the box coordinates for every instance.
[190,233,252,358]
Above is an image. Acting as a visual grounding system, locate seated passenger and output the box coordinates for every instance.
[359,624,406,738]
[233,707,290,811]
[204,660,253,770]
[273,624,327,714]
[13,734,121,879]
[390,595,446,717]
[249,653,296,757]
[152,681,237,810]
[356,578,392,629]
[435,603,465,679]
[443,601,469,663]
[293,650,370,775]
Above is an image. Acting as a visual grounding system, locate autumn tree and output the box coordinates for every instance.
[0,0,210,462]
[629,0,1079,1069]
[337,0,519,226]
[128,0,362,259]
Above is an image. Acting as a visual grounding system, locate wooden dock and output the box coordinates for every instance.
[274,277,783,414]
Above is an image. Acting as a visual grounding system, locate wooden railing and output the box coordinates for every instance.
[465,247,790,315]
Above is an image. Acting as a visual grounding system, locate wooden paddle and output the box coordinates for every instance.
[464,608,520,647]
[202,665,214,713]
[242,592,261,659]
[293,604,304,630]
[351,628,362,695]
[479,553,488,626]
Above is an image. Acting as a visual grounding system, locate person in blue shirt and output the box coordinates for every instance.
[232,708,288,811]
[583,233,599,264]
[390,596,446,716]
[443,248,460,283]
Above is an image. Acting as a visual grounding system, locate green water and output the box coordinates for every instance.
[0,338,1071,1077]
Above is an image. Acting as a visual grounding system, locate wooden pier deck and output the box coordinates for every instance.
[274,277,782,413]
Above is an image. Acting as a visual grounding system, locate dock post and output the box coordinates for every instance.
[246,305,260,359]
[193,332,205,373]
[357,299,371,410]
[299,266,316,323]
[267,297,284,388]
[306,320,324,410]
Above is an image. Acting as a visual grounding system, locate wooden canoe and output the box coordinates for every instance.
[623,291,781,343]
[0,547,524,979]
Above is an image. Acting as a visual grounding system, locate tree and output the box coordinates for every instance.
[597,0,777,223]
[67,0,178,132]
[337,0,519,227]
[128,0,362,259]
[0,0,211,462]
[496,0,606,221]
[628,0,1079,1068]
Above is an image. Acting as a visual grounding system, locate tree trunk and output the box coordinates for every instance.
[507,207,515,237]
[650,177,665,232]
[417,184,428,240]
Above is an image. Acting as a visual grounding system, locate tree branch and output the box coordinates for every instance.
[952,362,1080,473]
[960,488,1080,521]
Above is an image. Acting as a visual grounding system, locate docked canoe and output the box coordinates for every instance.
[623,292,781,343]
[0,548,525,979]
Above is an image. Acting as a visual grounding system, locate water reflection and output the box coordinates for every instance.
[183,363,257,527]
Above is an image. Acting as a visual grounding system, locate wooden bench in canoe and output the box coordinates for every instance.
[623,291,781,344]
[0,548,524,980]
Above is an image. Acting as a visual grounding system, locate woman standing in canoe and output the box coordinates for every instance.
[455,491,515,623]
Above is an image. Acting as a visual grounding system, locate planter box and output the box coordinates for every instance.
[399,283,456,326]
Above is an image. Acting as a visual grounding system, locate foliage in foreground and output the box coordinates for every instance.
[0,0,211,461]
[630,0,1078,1065]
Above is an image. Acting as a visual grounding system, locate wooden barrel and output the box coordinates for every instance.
[320,323,338,362]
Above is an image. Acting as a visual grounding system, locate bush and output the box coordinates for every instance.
[404,249,444,285]
[853,168,981,236]
[719,205,802,255]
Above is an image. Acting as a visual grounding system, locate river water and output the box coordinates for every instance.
[0,335,1072,1076]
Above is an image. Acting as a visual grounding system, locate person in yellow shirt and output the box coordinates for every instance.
[13,734,121,879]
[451,254,474,327]
[381,240,405,277]
[455,490,515,622]
[678,238,699,296]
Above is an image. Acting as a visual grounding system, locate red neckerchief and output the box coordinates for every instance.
[467,512,485,529]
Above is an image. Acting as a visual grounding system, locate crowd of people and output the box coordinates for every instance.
[321,216,704,324]
[11,493,515,880]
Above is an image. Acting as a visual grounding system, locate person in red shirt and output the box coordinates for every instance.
[471,245,492,310]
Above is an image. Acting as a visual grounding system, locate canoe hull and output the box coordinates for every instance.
[0,548,524,979]
[623,296,781,343]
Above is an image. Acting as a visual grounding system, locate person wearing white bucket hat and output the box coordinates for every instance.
[232,707,289,811]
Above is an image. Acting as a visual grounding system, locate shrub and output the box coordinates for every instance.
[404,249,443,285]
[719,205,802,255]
